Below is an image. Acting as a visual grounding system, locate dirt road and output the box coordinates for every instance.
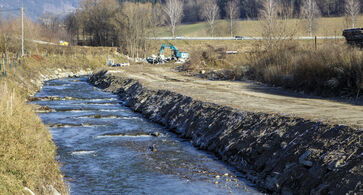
[109,64,363,128]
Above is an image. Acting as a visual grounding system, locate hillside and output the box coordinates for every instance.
[0,0,80,19]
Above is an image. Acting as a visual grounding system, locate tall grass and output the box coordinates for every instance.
[0,83,67,194]
[248,41,363,97]
[180,43,250,74]
[178,39,362,98]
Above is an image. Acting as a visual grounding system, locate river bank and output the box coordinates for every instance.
[90,69,363,194]
[0,51,113,194]
[33,76,259,194]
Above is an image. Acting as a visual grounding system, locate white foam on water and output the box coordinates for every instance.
[71,151,96,156]
[123,116,141,120]
[53,125,79,128]
[89,98,118,102]
[99,109,120,112]
[56,110,89,113]
[50,124,107,129]
[81,124,107,127]
[87,103,120,105]
[95,135,153,138]
[75,116,94,119]
[76,115,123,119]
[68,103,118,106]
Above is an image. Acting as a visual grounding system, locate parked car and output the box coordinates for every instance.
[235,36,244,40]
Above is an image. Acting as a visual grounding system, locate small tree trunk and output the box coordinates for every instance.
[352,16,355,28]
[356,88,360,103]
[211,23,214,37]
[230,18,233,37]
[309,19,313,36]
[172,25,175,39]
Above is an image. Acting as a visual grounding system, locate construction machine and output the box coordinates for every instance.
[343,28,363,47]
[147,43,189,64]
[59,40,69,46]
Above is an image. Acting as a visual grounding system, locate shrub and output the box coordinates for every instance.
[248,41,363,97]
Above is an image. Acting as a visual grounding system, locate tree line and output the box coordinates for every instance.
[61,0,360,56]
[64,0,164,58]
[116,0,362,20]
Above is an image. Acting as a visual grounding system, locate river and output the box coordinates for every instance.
[33,77,259,194]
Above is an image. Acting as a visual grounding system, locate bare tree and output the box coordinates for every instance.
[150,3,166,37]
[201,0,220,37]
[345,0,360,28]
[122,2,153,59]
[163,0,184,39]
[225,0,240,37]
[301,0,320,36]
[260,0,278,40]
[64,12,79,44]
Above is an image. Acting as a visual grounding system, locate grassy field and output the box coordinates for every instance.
[0,45,119,194]
[157,16,363,37]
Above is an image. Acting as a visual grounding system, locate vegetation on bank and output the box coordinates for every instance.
[182,40,363,98]
[247,41,363,97]
[0,84,65,194]
[0,45,117,194]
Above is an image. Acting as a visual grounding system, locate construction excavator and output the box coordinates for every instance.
[147,43,189,64]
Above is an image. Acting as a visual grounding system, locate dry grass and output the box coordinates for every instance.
[247,41,363,97]
[174,38,363,97]
[0,84,67,194]
[182,44,248,73]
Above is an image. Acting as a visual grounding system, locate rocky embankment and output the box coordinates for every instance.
[89,70,362,194]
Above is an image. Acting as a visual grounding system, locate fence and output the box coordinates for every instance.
[0,53,23,79]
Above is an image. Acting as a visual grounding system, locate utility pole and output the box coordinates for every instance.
[21,7,24,56]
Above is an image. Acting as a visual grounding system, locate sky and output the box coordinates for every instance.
[0,0,80,20]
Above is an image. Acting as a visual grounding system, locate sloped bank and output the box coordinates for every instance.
[89,70,362,194]
[0,69,92,195]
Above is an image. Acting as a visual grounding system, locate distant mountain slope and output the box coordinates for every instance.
[0,0,80,19]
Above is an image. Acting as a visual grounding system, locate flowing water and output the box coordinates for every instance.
[33,77,259,195]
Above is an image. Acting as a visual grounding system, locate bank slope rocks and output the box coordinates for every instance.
[89,70,362,194]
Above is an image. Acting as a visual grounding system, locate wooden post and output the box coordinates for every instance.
[21,7,24,57]
[315,36,317,50]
